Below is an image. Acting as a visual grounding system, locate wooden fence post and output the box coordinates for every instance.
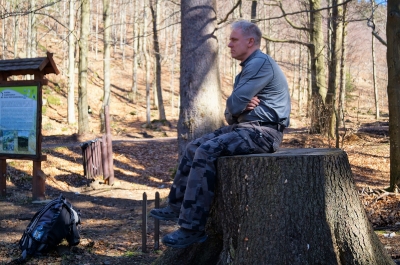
[104,105,114,185]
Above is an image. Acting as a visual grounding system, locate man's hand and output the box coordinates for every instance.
[245,96,260,111]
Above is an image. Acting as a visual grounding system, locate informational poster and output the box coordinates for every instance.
[0,85,38,156]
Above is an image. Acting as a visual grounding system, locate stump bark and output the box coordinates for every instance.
[155,148,394,265]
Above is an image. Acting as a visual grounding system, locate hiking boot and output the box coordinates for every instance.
[162,227,208,248]
[149,205,179,221]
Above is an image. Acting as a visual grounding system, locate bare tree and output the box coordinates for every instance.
[131,0,139,103]
[101,0,111,132]
[387,0,400,190]
[325,0,344,138]
[78,0,90,135]
[150,0,166,121]
[67,0,76,124]
[143,1,151,125]
[336,1,348,147]
[12,0,20,59]
[371,0,379,119]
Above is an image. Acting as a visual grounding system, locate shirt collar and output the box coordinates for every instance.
[239,49,261,67]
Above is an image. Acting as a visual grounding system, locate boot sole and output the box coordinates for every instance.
[149,212,178,222]
[162,234,208,248]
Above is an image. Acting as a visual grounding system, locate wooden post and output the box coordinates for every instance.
[154,191,160,250]
[104,105,114,185]
[32,160,45,201]
[101,135,109,180]
[142,192,148,253]
[0,159,6,197]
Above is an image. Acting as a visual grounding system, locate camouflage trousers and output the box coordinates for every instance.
[168,121,284,231]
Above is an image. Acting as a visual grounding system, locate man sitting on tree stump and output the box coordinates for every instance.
[150,20,291,248]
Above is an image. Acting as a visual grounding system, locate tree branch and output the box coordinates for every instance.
[276,0,309,31]
[372,31,387,46]
[366,3,387,47]
[255,0,353,22]
[262,35,311,48]
[0,0,62,19]
[217,0,242,25]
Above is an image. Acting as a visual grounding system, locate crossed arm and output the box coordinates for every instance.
[245,96,260,111]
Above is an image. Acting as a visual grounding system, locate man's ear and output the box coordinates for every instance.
[248,37,255,47]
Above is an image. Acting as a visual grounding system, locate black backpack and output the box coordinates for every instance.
[18,194,81,260]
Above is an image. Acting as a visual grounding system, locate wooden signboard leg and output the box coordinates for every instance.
[0,159,6,197]
[32,161,45,201]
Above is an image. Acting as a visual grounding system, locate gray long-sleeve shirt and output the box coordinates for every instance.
[225,49,291,127]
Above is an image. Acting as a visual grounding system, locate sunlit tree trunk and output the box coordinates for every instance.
[27,1,32,58]
[150,0,166,121]
[2,13,7,59]
[326,0,343,138]
[178,0,225,156]
[78,0,90,135]
[131,0,139,103]
[168,5,178,118]
[68,0,76,124]
[13,19,19,59]
[337,2,348,148]
[297,45,304,115]
[372,0,379,120]
[143,1,151,125]
[309,0,327,134]
[387,0,400,190]
[95,0,100,60]
[101,0,111,133]
[120,0,126,65]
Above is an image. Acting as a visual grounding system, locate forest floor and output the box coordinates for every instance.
[0,116,399,265]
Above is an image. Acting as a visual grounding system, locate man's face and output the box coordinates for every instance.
[228,28,252,62]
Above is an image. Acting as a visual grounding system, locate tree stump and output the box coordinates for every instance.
[155,148,394,265]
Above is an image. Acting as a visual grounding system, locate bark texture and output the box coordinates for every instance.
[309,0,327,134]
[155,149,394,265]
[386,0,400,189]
[178,0,225,157]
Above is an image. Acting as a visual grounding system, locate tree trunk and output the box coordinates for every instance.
[95,0,99,60]
[30,0,37,58]
[387,0,400,190]
[297,45,303,115]
[250,0,257,22]
[131,0,138,103]
[2,10,7,59]
[101,0,111,133]
[338,3,348,131]
[67,0,76,124]
[78,0,90,135]
[155,149,394,265]
[372,0,379,120]
[326,0,343,138]
[169,5,178,118]
[143,1,151,126]
[13,10,19,59]
[337,2,348,148]
[150,0,166,121]
[178,0,225,157]
[309,0,327,134]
